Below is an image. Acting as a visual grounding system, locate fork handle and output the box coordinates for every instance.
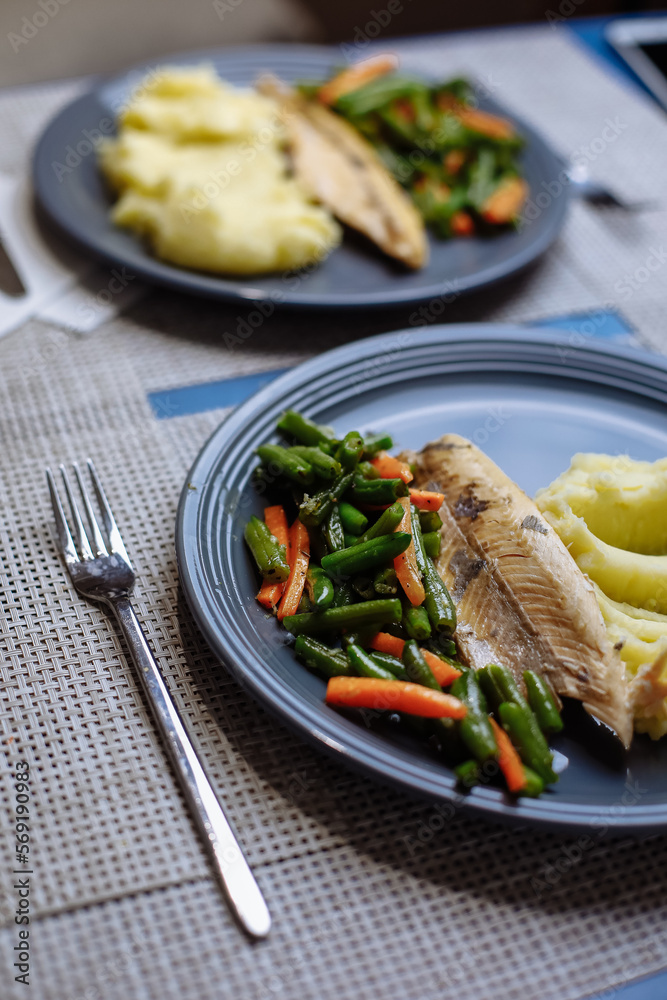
[110,596,271,938]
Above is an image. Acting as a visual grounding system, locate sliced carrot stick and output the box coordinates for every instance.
[421,650,462,686]
[443,148,466,174]
[455,106,515,141]
[277,519,310,620]
[393,497,425,607]
[489,717,527,793]
[481,177,528,225]
[326,677,467,718]
[369,451,413,484]
[451,211,475,237]
[408,488,445,512]
[369,632,405,658]
[256,505,289,611]
[318,53,399,105]
[264,505,288,542]
[256,585,282,611]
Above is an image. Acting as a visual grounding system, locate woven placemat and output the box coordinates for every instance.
[1,26,667,1000]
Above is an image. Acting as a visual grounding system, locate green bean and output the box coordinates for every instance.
[477,666,505,713]
[352,576,376,601]
[347,643,396,681]
[401,640,441,691]
[323,504,345,552]
[425,647,464,672]
[294,636,351,678]
[424,561,456,633]
[321,532,411,578]
[428,654,465,673]
[521,766,545,798]
[357,461,381,480]
[362,432,394,456]
[283,599,402,636]
[337,76,427,117]
[455,759,481,788]
[426,634,458,661]
[348,476,408,506]
[305,565,334,610]
[422,531,441,560]
[299,471,355,527]
[497,702,558,785]
[419,510,443,533]
[339,502,368,535]
[331,581,355,608]
[450,670,497,763]
[488,664,529,712]
[336,431,364,471]
[410,505,456,633]
[523,671,564,735]
[344,532,360,547]
[368,651,409,680]
[243,515,290,582]
[341,629,377,649]
[355,501,404,545]
[256,444,314,486]
[374,566,398,595]
[403,603,432,641]
[289,446,341,481]
[277,410,336,450]
[409,503,430,578]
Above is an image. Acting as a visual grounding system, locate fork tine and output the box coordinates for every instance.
[59,465,94,562]
[87,459,132,567]
[46,468,79,565]
[73,461,108,558]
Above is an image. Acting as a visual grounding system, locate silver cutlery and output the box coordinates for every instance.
[47,460,271,938]
[566,161,661,211]
[0,235,26,297]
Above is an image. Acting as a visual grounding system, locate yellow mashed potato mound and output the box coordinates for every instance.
[536,453,667,738]
[98,66,341,275]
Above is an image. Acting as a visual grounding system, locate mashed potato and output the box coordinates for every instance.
[98,66,341,275]
[536,453,667,738]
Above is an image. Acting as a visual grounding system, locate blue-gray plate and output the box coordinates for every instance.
[33,45,568,310]
[176,326,667,832]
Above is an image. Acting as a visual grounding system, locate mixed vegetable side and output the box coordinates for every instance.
[244,410,563,798]
[299,55,528,240]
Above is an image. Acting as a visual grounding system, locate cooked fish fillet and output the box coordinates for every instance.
[257,75,428,269]
[407,434,633,747]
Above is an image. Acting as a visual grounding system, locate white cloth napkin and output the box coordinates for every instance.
[0,172,145,339]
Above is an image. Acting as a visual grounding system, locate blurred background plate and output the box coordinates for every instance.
[176,325,667,832]
[33,45,569,310]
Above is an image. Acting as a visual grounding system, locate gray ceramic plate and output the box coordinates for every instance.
[176,326,667,832]
[33,45,568,309]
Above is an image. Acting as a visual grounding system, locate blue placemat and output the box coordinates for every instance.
[583,966,667,1000]
[567,13,667,106]
[148,309,638,419]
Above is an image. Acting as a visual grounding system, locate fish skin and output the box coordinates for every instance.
[257,75,428,270]
[406,434,633,747]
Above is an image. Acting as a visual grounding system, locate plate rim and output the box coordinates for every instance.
[175,324,667,833]
[32,42,570,310]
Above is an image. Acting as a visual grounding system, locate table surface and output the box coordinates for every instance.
[1,18,667,1000]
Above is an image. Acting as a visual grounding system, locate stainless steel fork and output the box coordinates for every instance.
[46,460,271,938]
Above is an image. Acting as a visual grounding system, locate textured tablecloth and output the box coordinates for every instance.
[1,26,667,1000]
